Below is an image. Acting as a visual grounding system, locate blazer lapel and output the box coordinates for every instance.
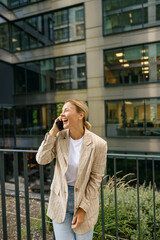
[59,130,70,167]
[76,128,93,180]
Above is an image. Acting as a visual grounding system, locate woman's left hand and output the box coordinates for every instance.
[71,208,86,229]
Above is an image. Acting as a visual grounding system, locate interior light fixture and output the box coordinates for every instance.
[140,49,147,53]
[123,63,129,67]
[141,61,149,65]
[116,52,124,57]
[142,67,149,70]
[130,19,133,23]
[12,38,17,42]
[141,56,149,60]
[129,13,132,18]
[16,47,21,51]
[119,59,127,63]
[125,101,133,105]
[142,70,149,74]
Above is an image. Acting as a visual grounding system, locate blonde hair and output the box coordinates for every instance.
[64,99,92,130]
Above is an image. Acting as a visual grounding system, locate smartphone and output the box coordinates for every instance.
[56,120,64,131]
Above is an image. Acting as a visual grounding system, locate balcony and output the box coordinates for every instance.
[0,149,160,240]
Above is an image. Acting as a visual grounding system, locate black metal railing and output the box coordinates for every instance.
[0,149,160,240]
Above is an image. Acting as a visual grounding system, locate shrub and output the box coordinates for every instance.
[93,174,160,240]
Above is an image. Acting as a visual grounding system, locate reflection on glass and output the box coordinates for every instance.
[0,108,3,137]
[104,49,123,84]
[26,62,40,92]
[104,43,160,85]
[145,99,160,136]
[0,17,10,51]
[106,101,124,136]
[4,107,14,137]
[156,4,160,20]
[125,100,145,136]
[103,0,148,35]
[16,107,28,135]
[40,59,55,92]
[105,98,160,137]
[14,64,26,94]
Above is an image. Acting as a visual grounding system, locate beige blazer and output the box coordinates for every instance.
[36,128,107,234]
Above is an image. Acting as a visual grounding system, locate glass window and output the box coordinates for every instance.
[55,56,70,90]
[69,6,85,41]
[156,4,160,21]
[104,43,160,86]
[54,9,68,43]
[104,49,123,84]
[40,59,55,92]
[4,107,14,137]
[0,17,10,51]
[14,64,26,94]
[15,107,28,135]
[26,62,40,92]
[105,98,160,137]
[145,99,160,136]
[28,106,42,135]
[123,46,143,84]
[125,100,145,136]
[105,101,125,136]
[12,25,21,51]
[103,0,149,35]
[0,107,3,137]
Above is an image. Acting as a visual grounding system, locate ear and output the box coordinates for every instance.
[79,112,85,120]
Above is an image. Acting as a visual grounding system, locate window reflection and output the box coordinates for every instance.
[104,43,160,85]
[106,101,124,136]
[105,98,160,137]
[103,0,149,35]
[0,17,9,51]
[14,53,86,93]
[9,5,84,52]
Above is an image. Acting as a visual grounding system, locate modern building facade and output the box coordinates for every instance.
[0,0,160,155]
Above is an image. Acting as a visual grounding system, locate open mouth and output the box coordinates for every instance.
[63,119,68,124]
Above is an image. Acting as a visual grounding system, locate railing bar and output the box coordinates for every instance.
[101,178,105,240]
[136,158,140,240]
[1,149,160,159]
[13,152,21,240]
[0,152,8,240]
[23,152,31,240]
[39,165,46,240]
[114,157,118,240]
[152,158,156,240]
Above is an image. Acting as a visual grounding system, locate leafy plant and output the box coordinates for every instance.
[93,173,160,240]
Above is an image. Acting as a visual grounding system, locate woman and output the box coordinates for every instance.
[36,99,107,240]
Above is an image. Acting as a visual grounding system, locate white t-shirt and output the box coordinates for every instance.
[66,136,84,186]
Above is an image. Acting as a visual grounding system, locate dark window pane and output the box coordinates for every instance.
[104,13,122,34]
[106,101,125,136]
[4,107,14,137]
[156,4,160,21]
[14,64,26,94]
[26,62,40,92]
[0,108,3,137]
[0,18,9,51]
[28,106,42,135]
[15,107,28,135]
[12,24,21,51]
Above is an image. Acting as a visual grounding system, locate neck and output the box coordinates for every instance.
[69,126,85,140]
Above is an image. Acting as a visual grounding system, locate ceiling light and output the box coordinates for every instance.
[123,63,129,67]
[16,47,21,51]
[12,38,17,42]
[116,52,124,57]
[119,59,127,63]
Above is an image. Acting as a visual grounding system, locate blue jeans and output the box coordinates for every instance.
[53,186,94,240]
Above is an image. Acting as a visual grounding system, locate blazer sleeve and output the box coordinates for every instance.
[79,140,107,212]
[36,132,57,165]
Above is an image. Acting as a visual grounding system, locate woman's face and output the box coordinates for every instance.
[61,102,84,129]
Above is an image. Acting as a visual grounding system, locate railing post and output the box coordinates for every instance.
[136,158,140,240]
[114,157,118,240]
[152,158,156,240]
[39,165,46,240]
[0,152,8,240]
[101,177,105,240]
[23,152,31,240]
[13,152,21,240]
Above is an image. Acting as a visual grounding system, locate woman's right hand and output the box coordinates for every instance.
[48,115,62,137]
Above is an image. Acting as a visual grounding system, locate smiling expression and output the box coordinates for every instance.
[61,102,84,130]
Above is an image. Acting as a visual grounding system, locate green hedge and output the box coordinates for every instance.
[93,175,160,240]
